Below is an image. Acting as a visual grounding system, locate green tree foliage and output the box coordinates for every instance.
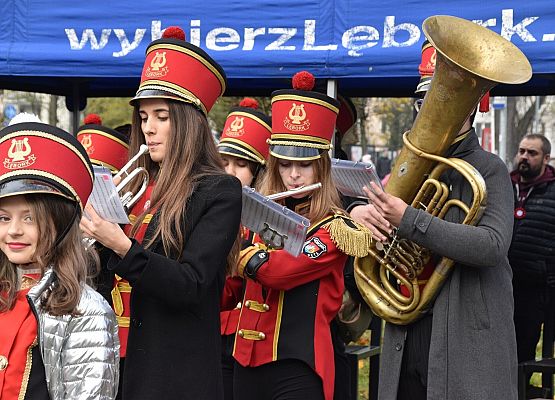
[84,98,133,129]
[373,98,414,150]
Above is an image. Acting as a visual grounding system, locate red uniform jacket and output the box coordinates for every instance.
[112,181,155,358]
[220,277,243,335]
[233,216,347,400]
[0,289,38,399]
[220,227,253,336]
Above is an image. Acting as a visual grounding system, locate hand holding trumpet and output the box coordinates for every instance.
[80,204,132,258]
[80,144,149,255]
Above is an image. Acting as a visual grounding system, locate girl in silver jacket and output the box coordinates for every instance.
[0,120,119,399]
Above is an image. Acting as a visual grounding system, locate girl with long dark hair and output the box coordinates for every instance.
[80,27,242,400]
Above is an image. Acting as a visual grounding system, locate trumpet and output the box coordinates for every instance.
[84,144,150,249]
[114,144,150,211]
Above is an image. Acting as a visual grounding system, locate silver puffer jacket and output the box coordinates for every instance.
[27,269,120,399]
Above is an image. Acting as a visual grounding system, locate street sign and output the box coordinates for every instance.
[492,96,506,110]
[3,104,17,119]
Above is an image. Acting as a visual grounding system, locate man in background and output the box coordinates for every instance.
[509,134,555,363]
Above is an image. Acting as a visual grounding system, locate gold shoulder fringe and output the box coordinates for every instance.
[322,214,373,258]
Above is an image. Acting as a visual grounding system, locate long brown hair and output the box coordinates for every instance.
[0,194,98,315]
[127,100,240,269]
[258,154,343,223]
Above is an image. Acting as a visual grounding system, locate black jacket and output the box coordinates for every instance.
[106,174,242,400]
[509,165,555,285]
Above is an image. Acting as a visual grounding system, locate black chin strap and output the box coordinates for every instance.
[51,201,80,251]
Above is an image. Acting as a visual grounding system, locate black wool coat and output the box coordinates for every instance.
[107,174,242,400]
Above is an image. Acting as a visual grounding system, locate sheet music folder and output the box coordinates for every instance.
[241,186,310,257]
[87,166,130,224]
[331,158,383,199]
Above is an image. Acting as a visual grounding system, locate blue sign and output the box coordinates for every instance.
[3,104,17,119]
[0,0,553,97]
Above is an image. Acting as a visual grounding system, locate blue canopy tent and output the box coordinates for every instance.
[1,2,554,397]
[0,1,554,101]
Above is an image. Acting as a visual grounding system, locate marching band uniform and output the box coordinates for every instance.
[233,73,371,400]
[218,98,272,400]
[0,280,49,400]
[0,122,119,400]
[234,217,348,400]
[94,26,242,400]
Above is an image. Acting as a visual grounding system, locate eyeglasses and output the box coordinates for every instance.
[414,98,424,113]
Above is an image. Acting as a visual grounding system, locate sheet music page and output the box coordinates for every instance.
[241,187,310,257]
[331,158,383,198]
[87,166,130,224]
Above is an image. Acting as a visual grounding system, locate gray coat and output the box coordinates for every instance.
[28,269,120,399]
[378,131,517,400]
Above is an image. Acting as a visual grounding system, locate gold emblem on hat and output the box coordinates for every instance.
[80,134,95,155]
[427,49,437,70]
[225,116,245,137]
[145,51,169,78]
[151,51,167,71]
[284,103,310,131]
[4,138,36,170]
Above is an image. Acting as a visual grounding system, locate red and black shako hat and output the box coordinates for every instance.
[218,98,271,165]
[77,113,129,173]
[416,40,436,95]
[336,94,357,138]
[0,122,94,210]
[269,71,340,160]
[131,26,227,115]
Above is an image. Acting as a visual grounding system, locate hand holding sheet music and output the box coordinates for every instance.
[241,186,310,257]
[86,166,130,224]
[330,158,383,199]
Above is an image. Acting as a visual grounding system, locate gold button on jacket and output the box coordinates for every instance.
[0,354,8,371]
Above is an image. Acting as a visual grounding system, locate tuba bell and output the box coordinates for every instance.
[354,15,532,325]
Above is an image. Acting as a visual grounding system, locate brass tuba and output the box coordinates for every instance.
[354,15,532,325]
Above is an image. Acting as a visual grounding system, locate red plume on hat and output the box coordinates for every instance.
[84,113,102,126]
[239,97,259,109]
[163,26,186,41]
[292,71,316,91]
